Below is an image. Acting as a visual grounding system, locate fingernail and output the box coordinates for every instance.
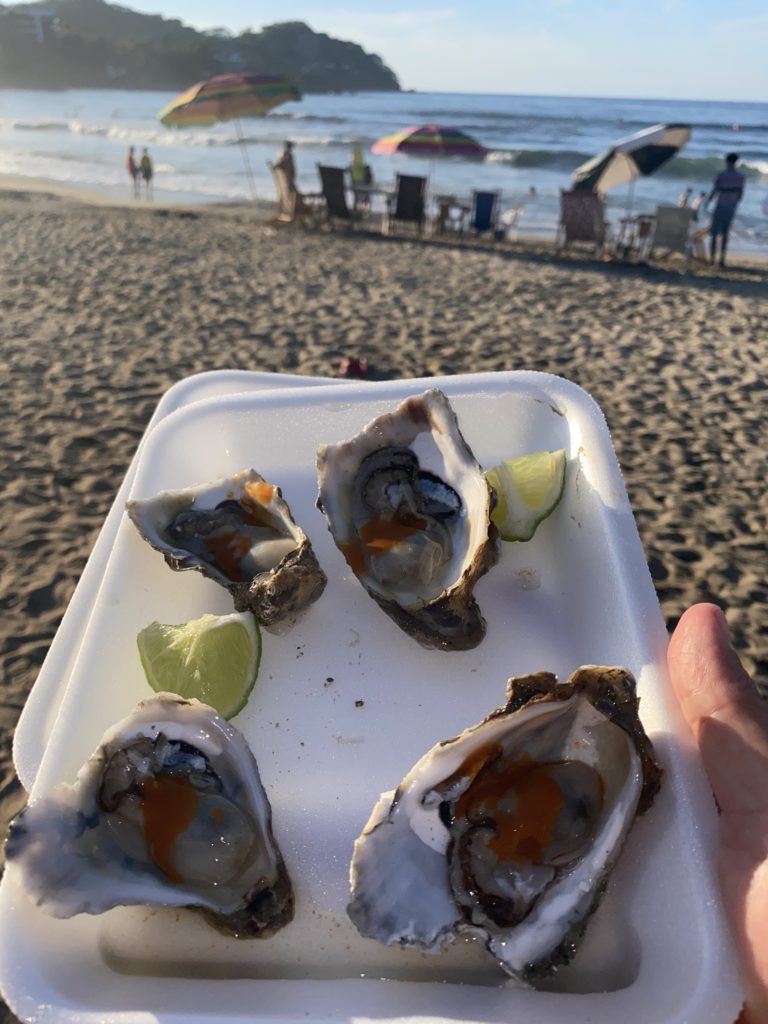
[711,605,732,647]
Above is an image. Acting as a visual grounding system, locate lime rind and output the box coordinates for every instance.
[486,449,567,542]
[137,611,261,719]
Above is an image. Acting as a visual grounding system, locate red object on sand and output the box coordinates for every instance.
[340,356,369,379]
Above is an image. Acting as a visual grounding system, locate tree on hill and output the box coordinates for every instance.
[0,1,400,92]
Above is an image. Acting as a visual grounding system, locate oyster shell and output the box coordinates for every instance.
[316,390,499,651]
[6,695,294,938]
[126,469,326,628]
[347,666,662,983]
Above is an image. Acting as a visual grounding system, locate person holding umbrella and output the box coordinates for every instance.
[705,152,745,268]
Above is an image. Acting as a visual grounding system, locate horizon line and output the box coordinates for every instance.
[0,85,764,107]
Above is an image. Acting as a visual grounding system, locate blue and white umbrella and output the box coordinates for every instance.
[572,123,692,194]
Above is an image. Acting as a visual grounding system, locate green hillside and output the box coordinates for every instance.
[0,1,401,92]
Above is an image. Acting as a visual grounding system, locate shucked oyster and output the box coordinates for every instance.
[6,695,293,938]
[316,390,499,651]
[347,666,661,983]
[127,469,326,628]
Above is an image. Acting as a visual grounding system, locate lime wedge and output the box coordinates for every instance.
[486,449,567,542]
[137,612,261,719]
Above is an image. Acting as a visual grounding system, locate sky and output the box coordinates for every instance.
[126,0,768,101]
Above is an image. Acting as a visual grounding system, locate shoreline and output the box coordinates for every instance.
[0,174,766,265]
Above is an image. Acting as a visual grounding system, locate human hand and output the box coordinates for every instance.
[668,604,768,1024]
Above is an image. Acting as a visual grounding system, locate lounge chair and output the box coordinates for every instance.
[556,189,609,255]
[268,162,319,225]
[317,164,356,227]
[384,174,427,235]
[467,190,501,236]
[647,206,696,268]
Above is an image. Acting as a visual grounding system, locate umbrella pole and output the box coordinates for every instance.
[235,118,257,200]
[626,178,636,219]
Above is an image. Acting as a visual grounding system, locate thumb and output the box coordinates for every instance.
[667,603,768,816]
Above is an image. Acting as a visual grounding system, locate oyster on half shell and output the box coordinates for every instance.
[316,390,500,651]
[6,695,294,937]
[347,666,662,983]
[126,469,326,629]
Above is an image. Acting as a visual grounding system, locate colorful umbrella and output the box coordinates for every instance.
[371,124,487,160]
[572,123,691,194]
[158,72,301,197]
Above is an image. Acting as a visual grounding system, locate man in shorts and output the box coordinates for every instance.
[706,152,745,268]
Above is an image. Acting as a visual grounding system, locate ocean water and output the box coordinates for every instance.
[0,88,766,251]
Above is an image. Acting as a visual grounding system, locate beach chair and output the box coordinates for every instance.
[383,174,427,235]
[268,163,319,226]
[647,206,696,269]
[556,189,609,256]
[501,204,524,242]
[467,190,501,236]
[692,224,709,261]
[317,164,356,228]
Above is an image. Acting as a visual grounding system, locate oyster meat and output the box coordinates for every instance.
[347,666,662,983]
[316,390,499,651]
[6,695,294,938]
[126,469,326,628]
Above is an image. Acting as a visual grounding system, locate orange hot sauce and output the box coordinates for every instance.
[340,512,428,574]
[453,750,566,866]
[138,776,200,883]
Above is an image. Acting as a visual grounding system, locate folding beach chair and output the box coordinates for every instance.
[268,163,320,225]
[501,204,524,241]
[383,174,427,235]
[556,189,609,256]
[467,191,501,236]
[317,165,356,227]
[647,206,696,269]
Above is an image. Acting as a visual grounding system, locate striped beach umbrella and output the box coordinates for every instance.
[158,72,301,127]
[572,123,691,194]
[158,72,301,197]
[372,124,488,160]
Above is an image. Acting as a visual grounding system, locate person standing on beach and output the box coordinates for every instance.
[274,141,296,189]
[139,148,154,200]
[705,152,745,268]
[126,146,139,199]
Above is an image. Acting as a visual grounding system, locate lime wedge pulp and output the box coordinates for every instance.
[486,449,567,542]
[137,611,261,719]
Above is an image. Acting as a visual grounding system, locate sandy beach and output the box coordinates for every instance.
[0,182,766,1020]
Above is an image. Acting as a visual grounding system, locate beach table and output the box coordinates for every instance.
[615,212,655,258]
[351,183,393,218]
[432,193,470,235]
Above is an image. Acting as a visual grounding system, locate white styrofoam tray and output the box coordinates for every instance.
[0,371,743,1023]
[12,371,339,793]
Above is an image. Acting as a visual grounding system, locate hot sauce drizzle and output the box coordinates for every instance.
[138,775,200,883]
[245,480,277,506]
[452,749,568,866]
[340,512,428,574]
[204,531,253,581]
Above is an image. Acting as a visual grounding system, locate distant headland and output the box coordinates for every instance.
[0,1,401,92]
